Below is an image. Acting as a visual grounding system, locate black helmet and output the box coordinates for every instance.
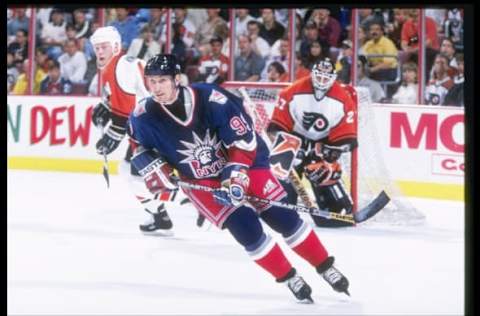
[145,54,181,77]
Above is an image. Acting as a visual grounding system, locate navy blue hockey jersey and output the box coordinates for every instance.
[128,83,270,180]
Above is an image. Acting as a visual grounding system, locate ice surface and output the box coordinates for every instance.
[8,170,464,315]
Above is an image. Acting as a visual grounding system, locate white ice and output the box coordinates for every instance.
[8,170,464,315]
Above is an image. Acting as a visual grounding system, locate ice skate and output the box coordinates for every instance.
[139,205,173,236]
[316,256,350,296]
[280,268,314,303]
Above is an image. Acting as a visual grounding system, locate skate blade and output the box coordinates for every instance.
[141,230,174,237]
[298,297,314,304]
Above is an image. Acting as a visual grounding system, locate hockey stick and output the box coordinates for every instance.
[97,118,110,188]
[238,87,320,210]
[176,180,389,224]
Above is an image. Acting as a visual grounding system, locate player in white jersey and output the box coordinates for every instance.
[267,57,359,227]
[90,26,174,235]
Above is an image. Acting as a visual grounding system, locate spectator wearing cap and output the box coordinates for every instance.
[57,39,87,84]
[392,62,418,104]
[7,29,29,63]
[300,21,320,61]
[11,58,47,95]
[234,34,265,82]
[40,59,73,95]
[7,8,30,38]
[258,8,285,47]
[40,8,68,60]
[236,9,256,36]
[246,20,271,59]
[197,36,229,84]
[127,25,161,62]
[424,53,454,105]
[309,8,341,48]
[335,39,353,84]
[443,53,464,107]
[109,8,139,52]
[357,55,386,103]
[361,21,399,82]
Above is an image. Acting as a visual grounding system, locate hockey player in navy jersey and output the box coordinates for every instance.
[128,54,350,302]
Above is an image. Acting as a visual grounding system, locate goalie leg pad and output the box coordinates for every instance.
[310,182,354,227]
[269,132,302,180]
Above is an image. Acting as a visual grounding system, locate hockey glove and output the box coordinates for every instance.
[214,164,250,206]
[91,102,111,128]
[96,124,125,155]
[131,148,178,195]
[304,160,342,187]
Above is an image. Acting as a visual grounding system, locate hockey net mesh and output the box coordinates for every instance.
[222,82,425,226]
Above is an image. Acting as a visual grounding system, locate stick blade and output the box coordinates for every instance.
[353,190,390,223]
[103,165,110,188]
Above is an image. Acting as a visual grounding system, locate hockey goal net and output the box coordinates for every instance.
[222,81,425,226]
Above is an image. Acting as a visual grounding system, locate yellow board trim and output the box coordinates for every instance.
[8,156,119,174]
[8,156,463,201]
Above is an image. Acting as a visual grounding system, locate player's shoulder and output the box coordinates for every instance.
[191,83,237,106]
[131,96,152,119]
[328,82,356,103]
[282,76,312,96]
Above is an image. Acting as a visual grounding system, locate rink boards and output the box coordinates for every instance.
[7,95,464,201]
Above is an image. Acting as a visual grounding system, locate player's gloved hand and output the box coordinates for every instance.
[304,160,342,186]
[313,143,352,163]
[96,125,124,155]
[91,102,111,128]
[214,164,250,206]
[131,148,178,195]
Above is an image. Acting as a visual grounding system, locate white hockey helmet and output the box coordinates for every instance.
[311,57,337,92]
[90,26,122,56]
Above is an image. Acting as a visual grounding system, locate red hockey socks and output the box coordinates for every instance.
[248,234,293,280]
[285,221,328,267]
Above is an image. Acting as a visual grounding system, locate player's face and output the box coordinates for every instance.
[93,42,115,68]
[147,75,178,104]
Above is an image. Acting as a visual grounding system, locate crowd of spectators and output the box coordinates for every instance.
[7,7,464,106]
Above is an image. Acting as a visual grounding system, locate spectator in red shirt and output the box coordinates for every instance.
[197,36,229,84]
[401,9,440,81]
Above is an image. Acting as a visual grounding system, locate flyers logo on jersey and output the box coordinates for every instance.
[209,89,227,104]
[302,112,329,132]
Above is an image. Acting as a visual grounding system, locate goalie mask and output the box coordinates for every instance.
[311,58,337,93]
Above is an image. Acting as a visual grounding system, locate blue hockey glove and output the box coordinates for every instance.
[131,148,178,195]
[214,164,250,206]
